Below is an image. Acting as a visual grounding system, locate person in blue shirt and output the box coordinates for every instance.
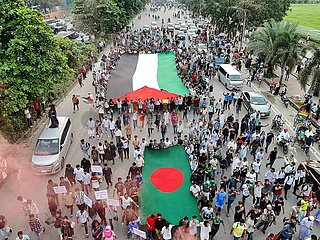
[279,222,295,240]
[227,186,238,216]
[128,217,141,238]
[215,188,227,212]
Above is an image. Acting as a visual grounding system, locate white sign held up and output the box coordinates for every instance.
[133,228,146,239]
[91,165,102,173]
[107,198,120,207]
[94,190,108,200]
[53,186,67,194]
[84,194,92,208]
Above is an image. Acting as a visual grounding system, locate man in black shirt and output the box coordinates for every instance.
[266,147,278,168]
[80,158,91,173]
[265,130,275,153]
[103,163,113,187]
[128,162,140,179]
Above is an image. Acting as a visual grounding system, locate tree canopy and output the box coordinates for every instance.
[0,0,98,141]
[0,0,72,115]
[183,0,291,30]
[73,0,147,39]
[249,20,301,84]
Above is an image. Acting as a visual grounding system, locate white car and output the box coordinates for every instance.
[174,22,181,30]
[198,43,207,53]
[167,22,174,32]
[151,21,157,29]
[187,19,194,26]
[180,23,188,33]
[176,31,186,40]
[143,25,150,31]
[188,29,197,39]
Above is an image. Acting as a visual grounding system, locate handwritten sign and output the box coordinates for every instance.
[53,186,67,194]
[133,228,146,239]
[84,194,92,208]
[91,165,102,173]
[107,198,120,207]
[94,190,108,200]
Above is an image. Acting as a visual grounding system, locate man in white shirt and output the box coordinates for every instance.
[190,183,201,198]
[252,159,262,180]
[255,148,265,162]
[76,208,89,237]
[74,165,84,185]
[279,128,290,141]
[246,170,256,183]
[114,127,122,143]
[161,224,174,240]
[177,121,183,138]
[135,154,144,169]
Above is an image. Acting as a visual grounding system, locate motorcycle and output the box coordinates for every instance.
[276,136,290,155]
[271,115,284,132]
[281,94,290,108]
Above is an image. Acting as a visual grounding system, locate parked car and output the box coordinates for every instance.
[197,43,207,53]
[167,22,174,32]
[176,31,186,40]
[188,29,197,39]
[180,23,188,33]
[31,117,73,174]
[142,25,150,31]
[298,160,320,201]
[242,91,271,118]
[151,21,157,29]
[174,22,181,30]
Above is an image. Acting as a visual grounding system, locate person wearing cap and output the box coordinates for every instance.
[102,225,116,240]
[256,204,275,234]
[299,216,314,240]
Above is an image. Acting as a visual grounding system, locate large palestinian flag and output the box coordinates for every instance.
[107,52,189,101]
[140,145,199,224]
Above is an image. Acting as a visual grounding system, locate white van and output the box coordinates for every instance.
[32,117,73,174]
[218,64,243,90]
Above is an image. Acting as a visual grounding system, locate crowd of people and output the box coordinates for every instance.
[5,2,319,240]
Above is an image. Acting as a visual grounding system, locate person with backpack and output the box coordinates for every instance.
[80,139,90,159]
[256,204,275,234]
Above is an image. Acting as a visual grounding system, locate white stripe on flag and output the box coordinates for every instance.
[132,54,159,91]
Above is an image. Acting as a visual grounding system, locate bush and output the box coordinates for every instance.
[0,114,28,143]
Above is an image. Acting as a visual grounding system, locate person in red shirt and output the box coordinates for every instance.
[146,214,157,240]
[139,111,145,132]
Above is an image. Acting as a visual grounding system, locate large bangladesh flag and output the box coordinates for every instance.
[106,52,189,101]
[140,145,199,224]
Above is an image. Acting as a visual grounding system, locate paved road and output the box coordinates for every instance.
[1,4,319,240]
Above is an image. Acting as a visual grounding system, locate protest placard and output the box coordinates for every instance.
[107,198,120,207]
[53,186,67,194]
[84,194,92,208]
[94,190,108,200]
[91,165,102,173]
[133,228,146,239]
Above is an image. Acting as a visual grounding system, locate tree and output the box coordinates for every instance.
[299,46,320,94]
[0,0,73,141]
[184,0,291,30]
[73,0,147,40]
[0,0,72,115]
[249,19,301,84]
[73,0,122,39]
[273,23,301,84]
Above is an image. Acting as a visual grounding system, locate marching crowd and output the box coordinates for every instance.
[4,4,319,240]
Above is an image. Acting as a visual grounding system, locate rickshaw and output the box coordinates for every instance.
[293,105,309,127]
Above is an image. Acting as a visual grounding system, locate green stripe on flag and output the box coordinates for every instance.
[157,52,189,96]
[140,146,199,224]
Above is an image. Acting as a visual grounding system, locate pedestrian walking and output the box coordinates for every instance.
[72,95,79,113]
[76,208,89,238]
[28,214,44,240]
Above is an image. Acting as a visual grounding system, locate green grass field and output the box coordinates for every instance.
[284,4,320,29]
